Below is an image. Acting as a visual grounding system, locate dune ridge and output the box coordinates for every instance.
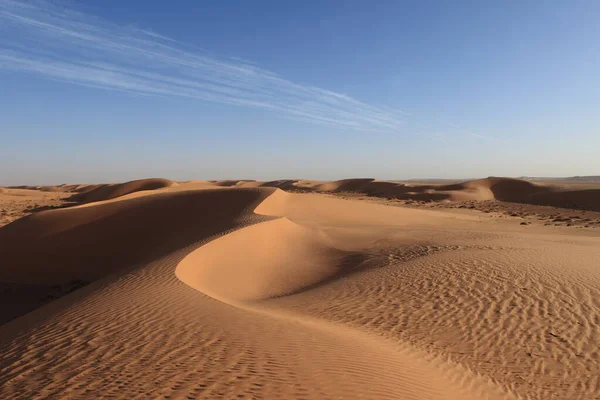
[65,178,176,203]
[200,176,600,212]
[0,188,273,325]
[180,187,600,399]
[307,177,599,211]
[8,176,598,213]
[176,217,352,301]
[1,180,599,399]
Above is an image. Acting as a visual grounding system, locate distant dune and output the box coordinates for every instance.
[8,176,598,212]
[66,178,176,203]
[523,175,600,183]
[8,185,67,192]
[252,177,600,211]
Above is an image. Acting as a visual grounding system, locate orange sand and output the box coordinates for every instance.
[1,178,600,399]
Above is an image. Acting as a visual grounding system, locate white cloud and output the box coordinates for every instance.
[0,0,406,131]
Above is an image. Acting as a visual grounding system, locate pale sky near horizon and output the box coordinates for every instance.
[1,0,599,185]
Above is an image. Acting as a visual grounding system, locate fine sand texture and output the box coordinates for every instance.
[1,179,600,399]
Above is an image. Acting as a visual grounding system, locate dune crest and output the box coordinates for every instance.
[0,188,273,324]
[66,178,176,203]
[176,217,348,301]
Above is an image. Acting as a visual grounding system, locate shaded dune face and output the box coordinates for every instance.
[476,177,600,210]
[0,188,273,285]
[213,179,258,187]
[314,178,375,192]
[0,188,275,324]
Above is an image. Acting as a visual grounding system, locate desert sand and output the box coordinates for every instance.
[1,177,600,399]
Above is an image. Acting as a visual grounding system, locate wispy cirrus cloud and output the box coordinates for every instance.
[0,0,406,131]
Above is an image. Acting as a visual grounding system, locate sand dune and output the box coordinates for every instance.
[205,177,600,212]
[9,176,598,212]
[257,190,600,399]
[256,177,600,211]
[1,179,600,399]
[213,179,259,187]
[0,188,270,324]
[7,185,67,192]
[177,217,350,301]
[66,178,176,203]
[0,188,263,285]
[0,187,69,228]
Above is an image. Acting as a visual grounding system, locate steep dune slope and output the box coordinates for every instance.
[0,188,273,324]
[177,217,350,301]
[0,188,267,285]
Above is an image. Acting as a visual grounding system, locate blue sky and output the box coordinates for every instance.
[1,0,599,185]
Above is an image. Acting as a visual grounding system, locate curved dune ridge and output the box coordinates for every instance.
[66,178,176,203]
[0,188,273,325]
[1,181,600,399]
[0,188,265,285]
[176,217,350,301]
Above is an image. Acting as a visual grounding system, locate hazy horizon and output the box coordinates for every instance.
[5,174,600,188]
[2,0,599,185]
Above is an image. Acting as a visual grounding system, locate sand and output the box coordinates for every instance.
[0,188,71,228]
[1,177,600,399]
